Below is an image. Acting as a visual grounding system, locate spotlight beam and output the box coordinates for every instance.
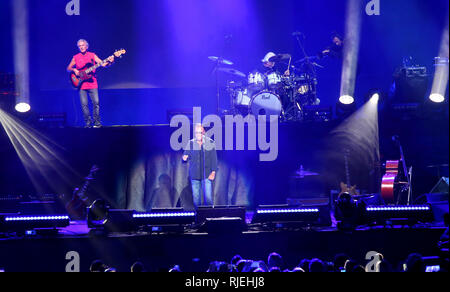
[0,109,81,194]
[340,0,362,102]
[12,0,30,110]
[430,16,449,103]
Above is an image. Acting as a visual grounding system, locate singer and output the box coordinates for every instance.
[182,124,218,207]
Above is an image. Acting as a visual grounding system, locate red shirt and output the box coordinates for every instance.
[74,51,99,90]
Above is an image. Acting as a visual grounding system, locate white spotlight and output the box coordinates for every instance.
[429,93,445,103]
[339,95,355,105]
[15,102,31,113]
[370,93,380,104]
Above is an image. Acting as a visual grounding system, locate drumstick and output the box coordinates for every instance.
[287,57,292,72]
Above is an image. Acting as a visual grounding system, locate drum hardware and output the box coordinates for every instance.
[210,56,245,115]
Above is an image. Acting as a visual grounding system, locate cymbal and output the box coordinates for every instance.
[269,54,291,63]
[208,56,233,66]
[217,67,246,78]
[295,56,319,64]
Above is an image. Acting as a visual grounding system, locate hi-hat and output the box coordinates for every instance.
[208,56,233,66]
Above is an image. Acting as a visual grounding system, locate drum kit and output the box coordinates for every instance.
[209,54,321,121]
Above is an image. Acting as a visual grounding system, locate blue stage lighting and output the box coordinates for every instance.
[252,205,328,226]
[133,211,196,226]
[256,208,319,214]
[0,214,70,232]
[364,205,434,224]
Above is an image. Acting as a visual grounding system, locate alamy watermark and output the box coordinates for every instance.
[66,0,80,16]
[365,251,383,272]
[170,107,279,162]
[366,0,381,16]
[65,251,80,272]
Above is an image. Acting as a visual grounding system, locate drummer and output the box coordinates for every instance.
[261,52,291,77]
[260,52,292,111]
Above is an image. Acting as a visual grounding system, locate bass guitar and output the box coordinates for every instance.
[70,49,126,89]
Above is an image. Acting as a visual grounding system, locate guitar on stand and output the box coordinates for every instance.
[339,149,361,197]
[66,165,100,220]
[380,135,412,205]
[70,49,126,89]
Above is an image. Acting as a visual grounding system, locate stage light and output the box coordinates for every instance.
[370,93,380,104]
[256,208,319,214]
[133,210,196,226]
[133,212,196,218]
[251,205,329,226]
[87,199,110,228]
[429,93,445,103]
[0,214,70,232]
[4,215,70,221]
[364,204,434,224]
[15,102,30,113]
[336,100,357,119]
[339,95,355,105]
[334,192,367,230]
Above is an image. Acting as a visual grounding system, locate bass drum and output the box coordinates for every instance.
[249,91,283,117]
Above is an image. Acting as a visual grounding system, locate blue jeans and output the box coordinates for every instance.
[79,88,100,126]
[191,179,213,207]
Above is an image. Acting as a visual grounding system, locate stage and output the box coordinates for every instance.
[0,113,448,209]
[0,216,446,272]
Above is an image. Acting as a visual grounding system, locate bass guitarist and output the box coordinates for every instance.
[67,39,114,128]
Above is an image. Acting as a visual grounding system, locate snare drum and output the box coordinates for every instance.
[250,91,283,117]
[267,72,282,89]
[248,72,265,91]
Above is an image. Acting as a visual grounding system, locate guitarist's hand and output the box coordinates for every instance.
[103,56,115,67]
[73,69,80,76]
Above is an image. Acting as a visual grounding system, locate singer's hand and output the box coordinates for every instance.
[182,155,189,162]
[208,171,216,181]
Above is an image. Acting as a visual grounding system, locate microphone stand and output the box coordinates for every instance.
[212,59,221,115]
[294,33,318,108]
